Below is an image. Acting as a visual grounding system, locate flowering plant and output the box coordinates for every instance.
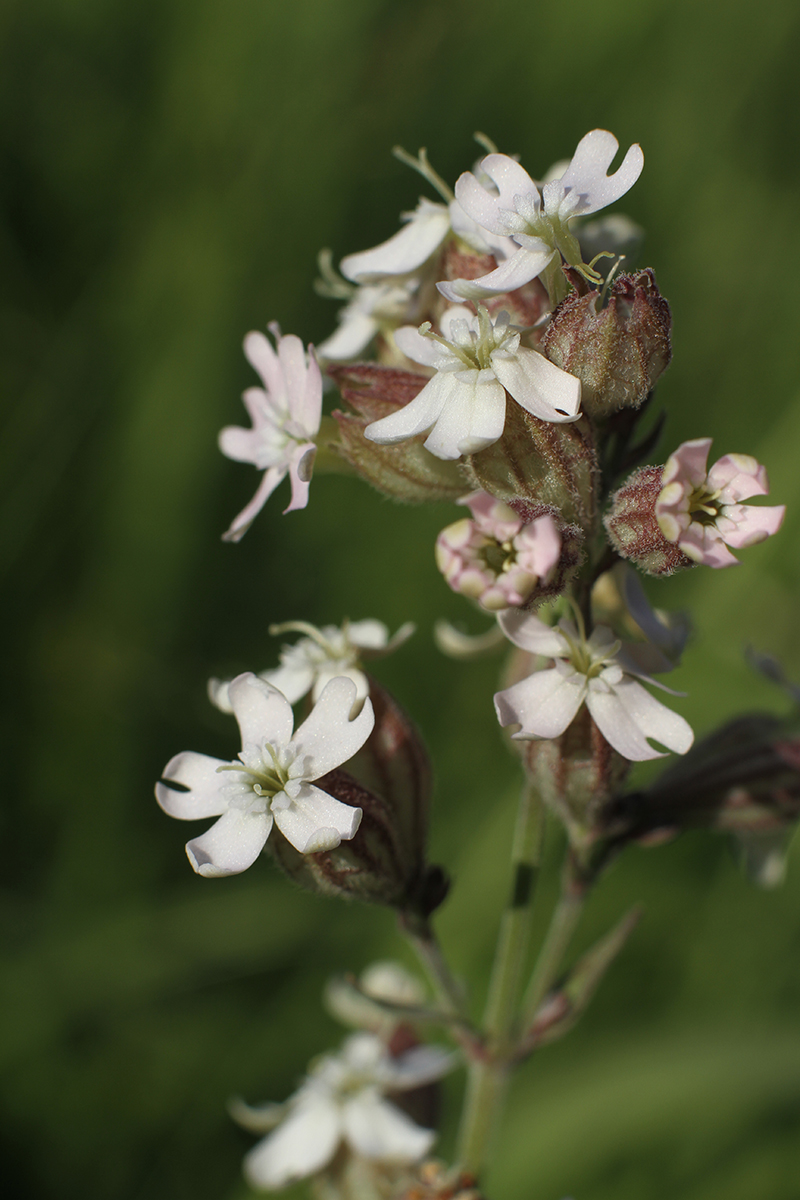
[154,127,793,1200]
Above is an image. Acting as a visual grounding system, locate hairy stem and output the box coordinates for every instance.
[521,859,586,1030]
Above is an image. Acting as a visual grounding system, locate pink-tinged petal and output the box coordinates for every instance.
[494,668,584,740]
[228,673,295,748]
[678,524,740,567]
[720,504,785,548]
[340,201,451,282]
[437,245,555,303]
[364,373,454,445]
[593,677,693,759]
[661,438,712,489]
[492,346,581,423]
[342,1093,434,1162]
[455,155,540,233]
[394,324,448,368]
[526,514,562,578]
[556,130,644,216]
[240,387,274,427]
[222,466,285,542]
[292,678,375,777]
[498,609,571,656]
[155,751,229,819]
[273,782,362,852]
[218,422,263,465]
[318,311,379,360]
[244,1093,342,1189]
[299,351,323,434]
[244,330,284,397]
[284,442,316,513]
[276,333,309,414]
[707,453,769,502]
[424,374,506,460]
[186,807,272,877]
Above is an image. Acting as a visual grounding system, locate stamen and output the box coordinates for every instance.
[314,249,355,300]
[392,146,455,204]
[269,621,335,654]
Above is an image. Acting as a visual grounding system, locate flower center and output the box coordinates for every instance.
[478,536,516,577]
[686,484,723,526]
[421,306,515,371]
[217,741,299,805]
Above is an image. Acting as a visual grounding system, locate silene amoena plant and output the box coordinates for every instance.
[155,129,797,1199]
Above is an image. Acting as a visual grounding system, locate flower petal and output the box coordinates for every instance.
[244,1093,342,1190]
[492,346,581,423]
[342,1092,434,1162]
[273,782,361,853]
[259,661,316,704]
[498,609,570,656]
[291,677,375,777]
[720,503,785,548]
[380,1044,455,1089]
[555,130,644,217]
[437,245,554,303]
[455,155,539,235]
[318,310,379,360]
[423,373,506,459]
[155,751,229,819]
[706,453,769,503]
[284,442,316,514]
[244,330,284,396]
[364,370,456,447]
[494,668,584,740]
[228,673,295,748]
[222,466,286,542]
[186,807,272,877]
[587,677,693,761]
[340,201,451,282]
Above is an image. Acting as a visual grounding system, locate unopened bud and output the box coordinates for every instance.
[542,269,672,418]
[604,465,694,576]
[328,363,466,503]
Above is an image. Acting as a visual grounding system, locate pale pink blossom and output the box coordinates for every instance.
[655,438,785,568]
[156,675,373,876]
[364,306,581,461]
[439,130,644,304]
[494,610,693,763]
[435,493,561,611]
[219,325,322,540]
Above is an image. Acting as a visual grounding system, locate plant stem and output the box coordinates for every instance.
[521,860,586,1031]
[399,913,468,1021]
[456,781,544,1176]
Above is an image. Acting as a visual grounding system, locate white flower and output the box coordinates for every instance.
[439,130,644,303]
[208,619,415,717]
[494,609,693,762]
[325,961,427,1033]
[155,675,374,876]
[364,306,581,461]
[317,279,421,361]
[339,196,512,286]
[219,325,322,541]
[236,1032,453,1190]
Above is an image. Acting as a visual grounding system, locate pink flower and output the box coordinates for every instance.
[655,438,785,568]
[219,325,322,541]
[435,493,561,611]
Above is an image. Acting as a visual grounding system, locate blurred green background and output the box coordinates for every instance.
[3,1,800,1197]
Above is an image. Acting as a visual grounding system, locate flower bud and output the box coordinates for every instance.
[328,363,466,503]
[604,465,694,576]
[269,679,447,914]
[461,400,598,530]
[542,269,672,418]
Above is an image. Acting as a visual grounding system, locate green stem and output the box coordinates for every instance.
[399,913,468,1021]
[521,861,586,1031]
[456,782,544,1175]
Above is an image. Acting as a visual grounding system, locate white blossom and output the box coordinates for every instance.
[235,1033,453,1190]
[156,675,374,876]
[494,609,693,762]
[364,306,581,461]
[439,130,644,303]
[219,325,322,540]
[317,279,421,361]
[208,619,415,717]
